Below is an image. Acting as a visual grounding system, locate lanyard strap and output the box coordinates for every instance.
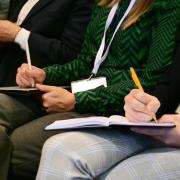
[91,0,136,76]
[17,0,39,25]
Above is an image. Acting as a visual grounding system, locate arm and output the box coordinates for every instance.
[44,2,180,115]
[28,0,94,67]
[75,2,180,115]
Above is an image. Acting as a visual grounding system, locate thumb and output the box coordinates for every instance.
[36,84,55,93]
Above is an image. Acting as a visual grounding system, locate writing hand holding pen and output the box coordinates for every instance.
[16,63,46,88]
[125,67,158,123]
[124,89,160,122]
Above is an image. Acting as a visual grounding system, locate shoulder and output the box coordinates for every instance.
[149,0,180,23]
[151,0,180,10]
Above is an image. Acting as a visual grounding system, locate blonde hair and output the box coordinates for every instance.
[99,0,154,29]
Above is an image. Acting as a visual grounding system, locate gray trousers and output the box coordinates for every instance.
[0,92,92,180]
[0,93,45,180]
[1,92,179,180]
[36,129,180,180]
[9,111,92,179]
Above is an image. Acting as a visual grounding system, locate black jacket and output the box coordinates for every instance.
[152,28,180,116]
[0,0,93,85]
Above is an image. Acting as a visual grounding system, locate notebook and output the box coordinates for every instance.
[0,86,41,95]
[45,115,175,130]
[0,86,71,95]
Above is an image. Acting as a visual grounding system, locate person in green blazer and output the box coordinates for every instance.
[12,0,180,179]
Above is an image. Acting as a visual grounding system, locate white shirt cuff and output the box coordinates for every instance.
[15,28,31,50]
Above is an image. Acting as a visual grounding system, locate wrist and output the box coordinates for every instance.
[69,93,76,111]
[12,26,21,41]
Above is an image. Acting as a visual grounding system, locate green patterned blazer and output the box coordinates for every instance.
[44,0,180,115]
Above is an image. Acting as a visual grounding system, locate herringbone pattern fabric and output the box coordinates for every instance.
[44,0,180,115]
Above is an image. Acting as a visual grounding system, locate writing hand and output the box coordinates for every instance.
[124,89,160,122]
[16,63,46,87]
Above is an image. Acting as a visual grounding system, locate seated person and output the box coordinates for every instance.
[97,39,180,180]
[11,0,180,179]
[95,24,180,180]
[0,0,93,179]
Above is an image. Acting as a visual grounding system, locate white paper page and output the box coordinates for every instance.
[45,116,110,130]
[109,115,175,127]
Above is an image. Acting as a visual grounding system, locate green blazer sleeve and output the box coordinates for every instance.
[44,1,180,115]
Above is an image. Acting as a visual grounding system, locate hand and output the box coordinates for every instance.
[131,114,180,147]
[16,63,46,87]
[36,84,75,113]
[124,89,160,122]
[0,20,21,42]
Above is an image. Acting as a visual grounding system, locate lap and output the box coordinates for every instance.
[0,126,12,180]
[99,147,180,180]
[0,93,44,131]
[37,127,160,179]
[9,112,92,179]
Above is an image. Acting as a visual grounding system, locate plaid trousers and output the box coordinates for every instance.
[36,127,180,180]
[99,148,180,180]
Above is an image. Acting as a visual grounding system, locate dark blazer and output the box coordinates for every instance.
[0,0,93,86]
[152,28,180,116]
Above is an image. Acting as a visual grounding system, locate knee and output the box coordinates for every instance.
[0,126,12,180]
[38,132,94,179]
[42,132,83,160]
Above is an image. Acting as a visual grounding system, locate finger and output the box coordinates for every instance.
[159,114,177,123]
[159,114,180,126]
[19,64,33,79]
[16,76,24,87]
[16,75,32,87]
[130,89,151,104]
[124,105,152,122]
[125,94,148,113]
[36,84,56,93]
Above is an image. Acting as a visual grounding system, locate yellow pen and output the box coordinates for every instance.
[130,67,158,123]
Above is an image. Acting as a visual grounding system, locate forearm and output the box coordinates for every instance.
[43,57,92,86]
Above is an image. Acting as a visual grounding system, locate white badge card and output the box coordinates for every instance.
[71,77,107,93]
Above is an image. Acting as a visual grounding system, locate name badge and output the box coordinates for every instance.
[71,77,107,93]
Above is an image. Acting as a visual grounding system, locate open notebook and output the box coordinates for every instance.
[45,115,175,130]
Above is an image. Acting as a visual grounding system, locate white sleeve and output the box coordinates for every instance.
[14,28,31,50]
